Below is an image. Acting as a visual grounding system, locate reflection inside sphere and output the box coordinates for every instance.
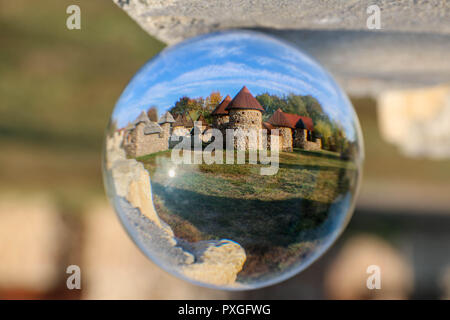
[103,31,363,290]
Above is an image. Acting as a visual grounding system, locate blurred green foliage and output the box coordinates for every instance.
[0,0,164,206]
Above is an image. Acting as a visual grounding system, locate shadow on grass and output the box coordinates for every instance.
[152,182,334,245]
[278,162,346,172]
[293,148,342,160]
[151,182,353,279]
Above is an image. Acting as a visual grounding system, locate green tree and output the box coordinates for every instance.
[286,94,308,116]
[170,96,191,116]
[314,119,333,149]
[205,91,222,112]
[302,95,323,122]
[256,93,274,113]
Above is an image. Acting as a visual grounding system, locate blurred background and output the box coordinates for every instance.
[0,0,449,299]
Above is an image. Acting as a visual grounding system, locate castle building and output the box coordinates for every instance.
[172,113,194,132]
[195,114,208,132]
[123,110,174,157]
[268,108,321,151]
[190,114,212,143]
[158,111,175,138]
[224,86,265,150]
[211,95,231,130]
[262,121,283,151]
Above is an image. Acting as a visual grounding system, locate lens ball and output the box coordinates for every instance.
[103,30,363,290]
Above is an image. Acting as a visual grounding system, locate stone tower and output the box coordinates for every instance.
[158,111,175,140]
[225,86,264,150]
[211,95,231,129]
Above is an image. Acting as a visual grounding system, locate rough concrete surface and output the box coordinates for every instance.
[113,0,450,95]
[378,84,450,158]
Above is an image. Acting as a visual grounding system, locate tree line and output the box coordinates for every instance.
[165,92,355,157]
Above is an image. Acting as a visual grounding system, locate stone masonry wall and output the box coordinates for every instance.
[160,123,171,140]
[213,115,229,129]
[263,132,283,152]
[228,110,262,150]
[123,130,137,157]
[304,139,322,151]
[293,128,322,151]
[124,123,169,157]
[280,127,293,152]
[293,129,308,148]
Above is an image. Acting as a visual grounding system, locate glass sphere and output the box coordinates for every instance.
[103,30,363,290]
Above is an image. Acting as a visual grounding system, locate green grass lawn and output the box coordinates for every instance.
[138,149,358,281]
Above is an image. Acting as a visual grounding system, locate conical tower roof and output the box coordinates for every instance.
[133,111,151,125]
[173,113,194,127]
[143,122,162,135]
[226,86,264,112]
[158,111,175,124]
[211,95,231,116]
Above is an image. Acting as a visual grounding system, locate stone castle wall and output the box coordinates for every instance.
[228,110,262,130]
[304,139,322,151]
[293,129,307,148]
[228,110,263,151]
[160,123,171,140]
[294,129,322,151]
[262,132,283,152]
[213,115,229,129]
[279,127,293,152]
[293,129,322,151]
[124,123,169,157]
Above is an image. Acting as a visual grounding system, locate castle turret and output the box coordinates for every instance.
[225,86,264,150]
[267,108,294,152]
[158,111,175,139]
[268,108,319,152]
[211,95,231,129]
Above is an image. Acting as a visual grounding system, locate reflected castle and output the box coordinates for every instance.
[121,86,323,158]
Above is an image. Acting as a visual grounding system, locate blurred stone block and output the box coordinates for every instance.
[439,265,450,300]
[324,234,413,299]
[113,0,450,45]
[0,194,66,293]
[81,200,233,299]
[378,84,450,158]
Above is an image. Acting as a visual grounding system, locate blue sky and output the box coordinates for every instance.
[112,31,359,140]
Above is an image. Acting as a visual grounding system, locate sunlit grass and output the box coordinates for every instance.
[137,148,356,280]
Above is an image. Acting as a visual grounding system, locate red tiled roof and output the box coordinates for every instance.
[296,116,314,131]
[262,122,282,135]
[226,86,265,112]
[211,95,231,116]
[268,108,314,130]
